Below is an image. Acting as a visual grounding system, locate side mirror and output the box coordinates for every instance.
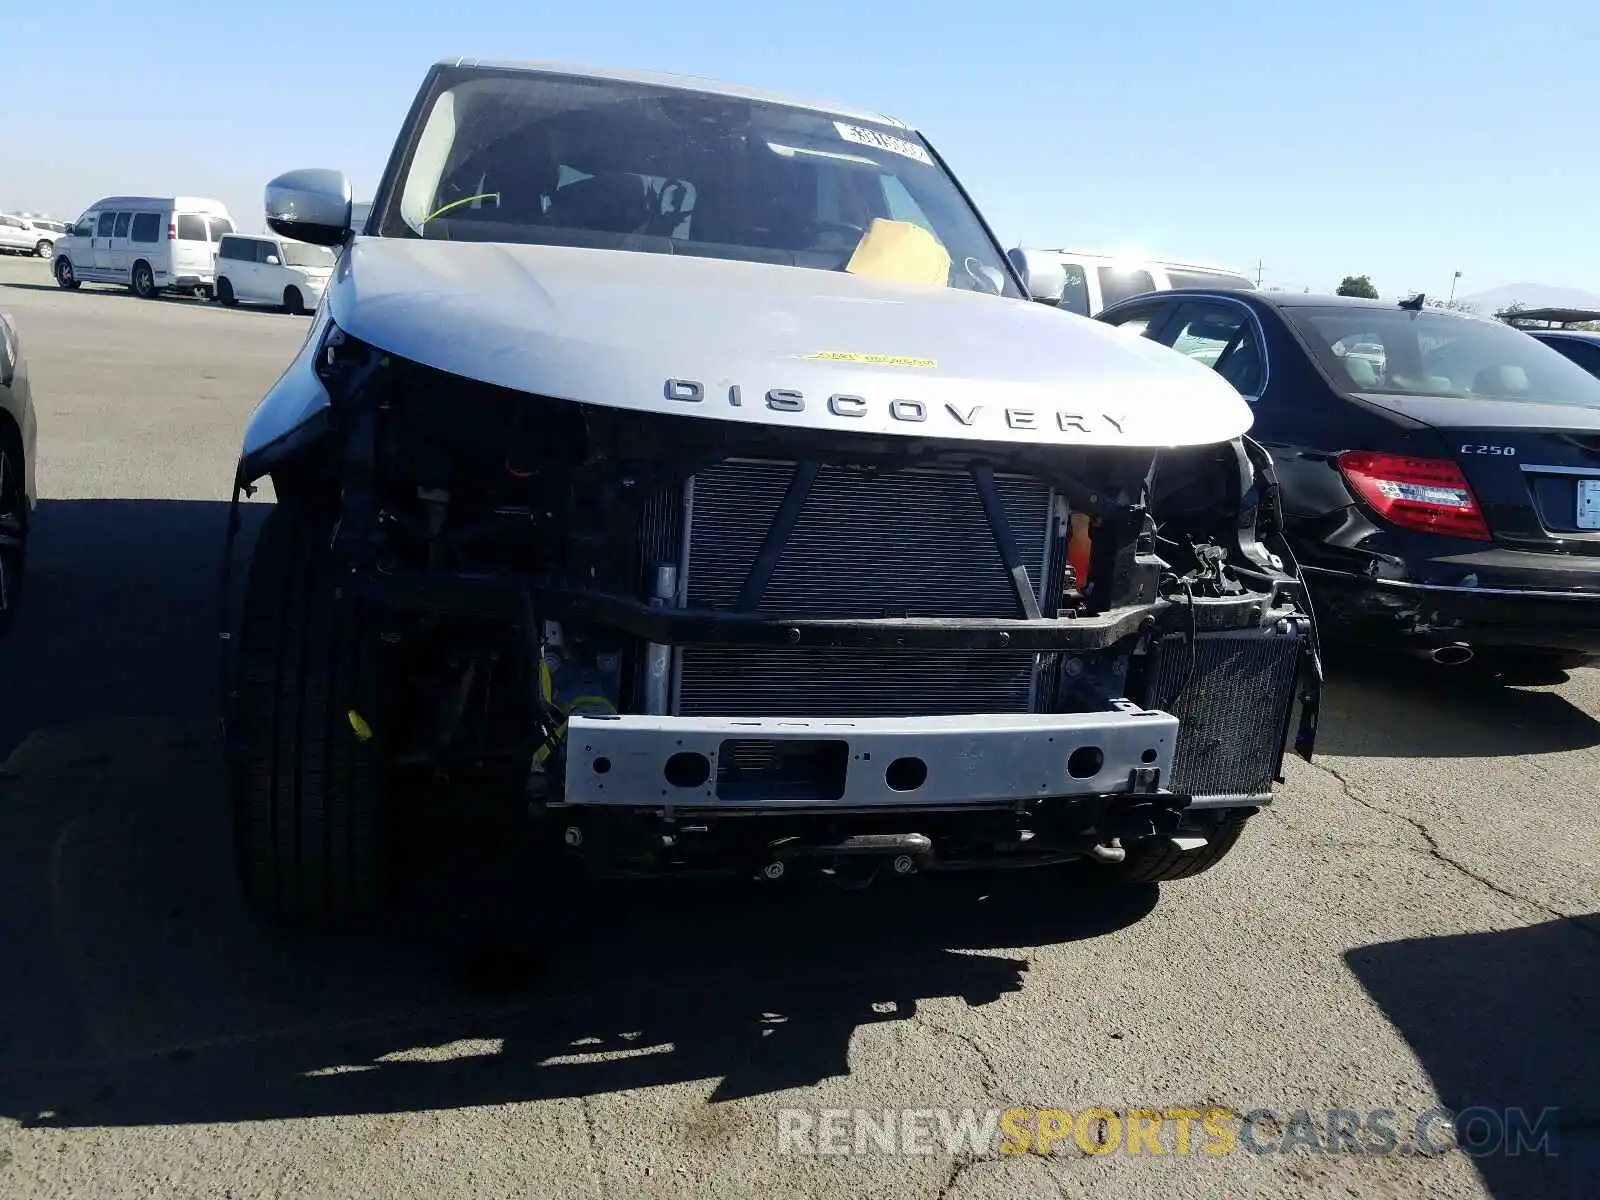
[1006,247,1067,305]
[265,254,280,266]
[265,168,353,248]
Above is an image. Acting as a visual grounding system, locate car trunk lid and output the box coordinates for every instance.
[1353,392,1600,555]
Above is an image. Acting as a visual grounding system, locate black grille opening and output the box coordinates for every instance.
[684,459,1055,619]
[715,738,849,803]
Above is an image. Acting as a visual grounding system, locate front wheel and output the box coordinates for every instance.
[54,258,79,290]
[230,498,389,928]
[35,240,52,259]
[131,261,157,299]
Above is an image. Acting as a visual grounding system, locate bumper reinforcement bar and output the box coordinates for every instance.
[561,708,1180,809]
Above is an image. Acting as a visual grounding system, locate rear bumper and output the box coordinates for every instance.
[561,707,1180,810]
[1304,565,1600,654]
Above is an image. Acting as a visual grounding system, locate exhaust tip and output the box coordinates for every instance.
[1430,643,1475,666]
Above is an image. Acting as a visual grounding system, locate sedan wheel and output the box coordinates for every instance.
[0,441,26,633]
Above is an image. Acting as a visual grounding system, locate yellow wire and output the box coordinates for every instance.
[422,192,502,224]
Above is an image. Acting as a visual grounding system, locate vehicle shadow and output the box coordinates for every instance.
[1315,643,1600,759]
[0,497,1156,1130]
[1345,915,1600,1200]
[0,498,263,760]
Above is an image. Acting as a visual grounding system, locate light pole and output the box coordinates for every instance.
[1448,270,1462,305]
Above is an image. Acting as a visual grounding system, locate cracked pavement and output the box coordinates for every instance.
[1,258,1597,1199]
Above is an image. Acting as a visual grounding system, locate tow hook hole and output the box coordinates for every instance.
[885,756,927,792]
[593,757,613,775]
[1067,746,1104,779]
[664,751,711,789]
[1141,748,1158,764]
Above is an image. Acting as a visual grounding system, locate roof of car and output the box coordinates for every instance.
[1529,328,1600,343]
[442,57,909,129]
[1139,289,1504,317]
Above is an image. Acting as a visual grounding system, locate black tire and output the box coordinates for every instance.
[35,240,52,259]
[0,430,26,635]
[1088,819,1250,885]
[54,257,79,290]
[231,498,388,928]
[283,286,304,315]
[216,277,237,307]
[131,260,157,299]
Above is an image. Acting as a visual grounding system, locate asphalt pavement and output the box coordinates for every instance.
[0,254,1596,1200]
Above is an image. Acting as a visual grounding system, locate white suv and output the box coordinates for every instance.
[1011,247,1256,317]
[213,233,336,314]
[0,214,62,258]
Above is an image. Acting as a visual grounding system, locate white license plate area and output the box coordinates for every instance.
[1579,479,1600,530]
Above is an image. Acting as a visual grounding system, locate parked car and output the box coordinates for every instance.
[1527,329,1600,378]
[0,309,37,633]
[220,58,1320,930]
[1096,289,1600,672]
[52,196,235,298]
[214,232,335,313]
[0,214,63,259]
[1011,247,1255,317]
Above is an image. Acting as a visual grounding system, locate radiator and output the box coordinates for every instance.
[1143,627,1303,800]
[661,458,1059,718]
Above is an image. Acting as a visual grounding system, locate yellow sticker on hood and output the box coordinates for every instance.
[805,350,938,368]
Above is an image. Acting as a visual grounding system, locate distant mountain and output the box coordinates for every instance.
[1457,282,1600,316]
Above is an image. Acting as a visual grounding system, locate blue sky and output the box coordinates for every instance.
[3,0,1593,298]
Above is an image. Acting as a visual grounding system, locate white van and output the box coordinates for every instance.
[52,196,234,298]
[213,233,336,314]
[1013,247,1256,317]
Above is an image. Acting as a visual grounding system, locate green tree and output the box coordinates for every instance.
[1336,275,1379,299]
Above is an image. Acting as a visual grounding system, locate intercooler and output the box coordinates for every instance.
[641,458,1060,718]
[1142,627,1304,802]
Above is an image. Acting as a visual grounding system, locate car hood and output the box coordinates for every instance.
[325,238,1253,449]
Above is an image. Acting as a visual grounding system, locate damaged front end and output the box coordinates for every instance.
[225,319,1320,886]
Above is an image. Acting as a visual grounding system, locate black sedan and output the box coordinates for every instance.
[1528,328,1600,378]
[1094,289,1600,671]
[0,308,36,633]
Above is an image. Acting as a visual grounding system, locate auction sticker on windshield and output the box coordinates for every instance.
[1578,478,1600,530]
[834,122,933,165]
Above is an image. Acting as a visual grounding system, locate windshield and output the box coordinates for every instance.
[281,241,335,268]
[376,67,1021,297]
[1284,306,1600,408]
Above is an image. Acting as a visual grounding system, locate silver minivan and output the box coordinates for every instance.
[52,195,234,298]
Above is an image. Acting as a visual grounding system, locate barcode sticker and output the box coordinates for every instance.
[834,122,933,166]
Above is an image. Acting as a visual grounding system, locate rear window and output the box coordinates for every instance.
[130,213,160,243]
[1097,266,1156,308]
[176,214,210,240]
[1284,306,1600,408]
[209,216,235,238]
